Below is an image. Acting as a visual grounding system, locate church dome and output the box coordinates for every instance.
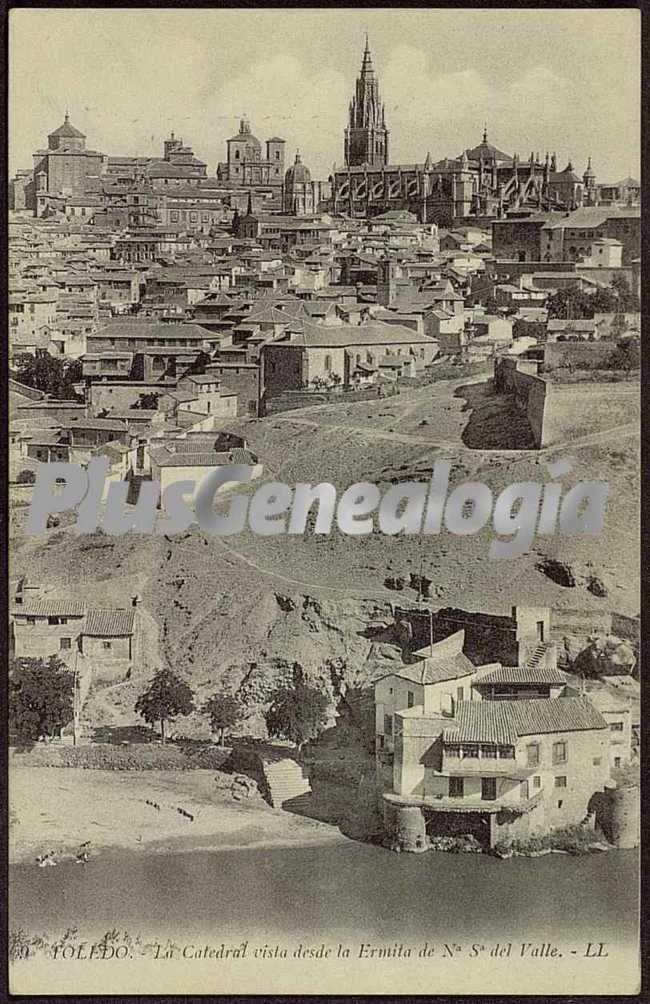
[285,150,311,185]
[228,118,261,149]
[48,113,85,140]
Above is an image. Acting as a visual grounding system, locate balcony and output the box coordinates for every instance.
[384,789,544,816]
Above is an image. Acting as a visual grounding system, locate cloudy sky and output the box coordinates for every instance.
[10,8,640,183]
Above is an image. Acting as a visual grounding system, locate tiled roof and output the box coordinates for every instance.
[444,697,607,745]
[84,608,135,636]
[93,322,210,340]
[13,600,86,618]
[391,652,475,686]
[290,320,435,348]
[474,664,567,686]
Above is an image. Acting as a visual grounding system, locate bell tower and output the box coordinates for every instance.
[344,36,389,168]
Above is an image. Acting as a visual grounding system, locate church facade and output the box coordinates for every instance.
[331,41,597,226]
[216,119,285,187]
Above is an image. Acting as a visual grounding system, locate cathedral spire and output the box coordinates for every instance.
[483,123,488,144]
[344,37,389,167]
[361,33,374,76]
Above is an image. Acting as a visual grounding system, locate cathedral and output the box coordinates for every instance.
[216,118,285,187]
[331,40,597,225]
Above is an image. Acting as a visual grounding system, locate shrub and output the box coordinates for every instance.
[493,824,603,857]
[15,469,36,485]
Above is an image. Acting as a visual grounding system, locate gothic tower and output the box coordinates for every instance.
[344,36,389,168]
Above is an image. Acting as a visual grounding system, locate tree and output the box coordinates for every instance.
[203,691,243,745]
[13,353,83,401]
[9,656,74,744]
[131,392,159,410]
[134,669,194,742]
[610,274,640,312]
[265,667,330,752]
[606,338,640,376]
[15,469,36,484]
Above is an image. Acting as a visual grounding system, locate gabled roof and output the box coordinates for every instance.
[474,664,567,686]
[443,697,607,745]
[13,600,85,618]
[84,609,135,636]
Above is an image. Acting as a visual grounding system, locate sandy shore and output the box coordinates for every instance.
[9,767,348,865]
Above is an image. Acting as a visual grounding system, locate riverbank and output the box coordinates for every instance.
[9,766,348,865]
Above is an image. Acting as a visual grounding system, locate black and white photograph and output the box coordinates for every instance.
[7,7,641,995]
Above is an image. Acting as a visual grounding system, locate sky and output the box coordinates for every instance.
[9,8,641,183]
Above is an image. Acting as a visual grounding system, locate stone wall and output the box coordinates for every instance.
[493,356,547,448]
[265,384,397,415]
[394,606,519,666]
[594,784,639,848]
[543,341,616,372]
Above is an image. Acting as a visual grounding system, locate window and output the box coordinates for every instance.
[498,746,515,759]
[536,620,545,642]
[102,641,112,650]
[26,616,35,624]
[445,744,460,758]
[614,757,621,768]
[552,741,567,764]
[526,742,540,767]
[377,735,384,750]
[407,690,414,709]
[533,775,541,789]
[383,714,393,736]
[520,780,530,800]
[462,745,479,758]
[457,686,464,703]
[481,777,497,801]
[324,354,332,373]
[554,776,567,788]
[557,800,563,809]
[609,722,624,733]
[60,638,71,650]
[593,757,602,766]
[480,744,497,759]
[449,777,464,798]
[388,687,393,695]
[235,149,240,160]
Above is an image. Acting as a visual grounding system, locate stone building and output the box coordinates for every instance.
[332,41,596,225]
[11,580,136,679]
[217,118,285,187]
[31,113,105,215]
[375,623,614,850]
[282,151,321,215]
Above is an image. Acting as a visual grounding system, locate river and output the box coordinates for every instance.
[9,840,638,946]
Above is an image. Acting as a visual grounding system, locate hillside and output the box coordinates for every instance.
[10,374,639,731]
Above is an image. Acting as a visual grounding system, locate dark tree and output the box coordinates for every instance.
[135,669,194,742]
[131,392,160,410]
[546,284,618,320]
[203,691,243,744]
[15,469,36,484]
[13,353,82,401]
[9,656,74,744]
[606,338,640,375]
[265,668,330,752]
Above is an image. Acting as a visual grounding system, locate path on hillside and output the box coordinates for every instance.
[270,413,638,457]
